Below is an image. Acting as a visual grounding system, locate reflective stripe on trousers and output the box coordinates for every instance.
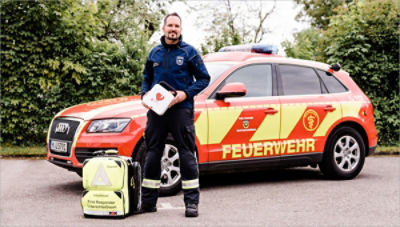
[142,178,161,189]
[182,179,199,190]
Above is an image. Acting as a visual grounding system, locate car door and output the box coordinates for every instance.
[203,63,281,162]
[277,64,342,160]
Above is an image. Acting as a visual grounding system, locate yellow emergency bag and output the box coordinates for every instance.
[81,150,141,218]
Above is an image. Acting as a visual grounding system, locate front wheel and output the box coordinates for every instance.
[135,140,181,196]
[320,127,366,179]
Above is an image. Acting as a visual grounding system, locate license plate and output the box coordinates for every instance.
[51,140,68,153]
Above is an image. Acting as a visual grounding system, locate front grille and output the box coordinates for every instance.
[49,118,81,156]
[75,148,117,163]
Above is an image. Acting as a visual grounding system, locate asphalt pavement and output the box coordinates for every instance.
[0,157,399,226]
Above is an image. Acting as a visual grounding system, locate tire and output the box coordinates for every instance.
[134,139,181,196]
[320,126,366,180]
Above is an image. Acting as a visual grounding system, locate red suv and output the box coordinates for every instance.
[47,44,377,195]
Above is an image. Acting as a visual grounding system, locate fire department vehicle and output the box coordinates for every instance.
[47,44,378,195]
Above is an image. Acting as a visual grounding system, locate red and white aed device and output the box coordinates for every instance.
[143,82,176,116]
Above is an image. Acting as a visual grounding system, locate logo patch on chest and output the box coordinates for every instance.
[176,56,184,66]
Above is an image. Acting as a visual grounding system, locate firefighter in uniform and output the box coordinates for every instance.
[140,12,210,217]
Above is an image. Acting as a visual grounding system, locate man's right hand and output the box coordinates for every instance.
[142,92,151,109]
[142,100,151,109]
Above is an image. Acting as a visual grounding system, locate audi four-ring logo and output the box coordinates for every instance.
[55,122,70,134]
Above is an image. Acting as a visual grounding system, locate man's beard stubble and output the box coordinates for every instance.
[167,32,179,41]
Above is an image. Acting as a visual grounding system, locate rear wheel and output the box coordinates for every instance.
[135,139,181,196]
[320,127,366,179]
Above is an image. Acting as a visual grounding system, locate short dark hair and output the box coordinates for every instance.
[163,12,182,26]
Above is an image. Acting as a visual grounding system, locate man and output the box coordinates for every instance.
[140,12,210,217]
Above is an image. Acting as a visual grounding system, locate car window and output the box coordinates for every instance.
[317,70,348,93]
[204,63,233,84]
[279,65,323,95]
[218,64,273,98]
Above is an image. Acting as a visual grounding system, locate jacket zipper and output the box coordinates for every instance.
[165,48,170,82]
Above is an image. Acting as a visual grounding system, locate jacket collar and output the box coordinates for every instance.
[161,35,183,49]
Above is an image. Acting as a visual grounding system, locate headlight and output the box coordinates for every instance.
[87,119,131,133]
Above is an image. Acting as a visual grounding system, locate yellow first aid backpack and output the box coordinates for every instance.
[81,150,141,218]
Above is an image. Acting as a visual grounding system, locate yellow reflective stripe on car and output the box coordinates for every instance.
[313,103,341,137]
[280,104,307,139]
[196,101,358,145]
[250,104,280,141]
[142,179,161,189]
[342,102,362,118]
[182,179,199,190]
[195,112,208,145]
[208,108,242,144]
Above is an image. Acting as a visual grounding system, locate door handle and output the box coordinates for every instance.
[324,105,336,112]
[265,107,278,115]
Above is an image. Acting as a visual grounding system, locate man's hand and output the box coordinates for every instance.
[142,100,151,109]
[141,92,151,109]
[169,91,187,108]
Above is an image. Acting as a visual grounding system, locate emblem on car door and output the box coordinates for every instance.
[242,120,249,129]
[303,109,320,131]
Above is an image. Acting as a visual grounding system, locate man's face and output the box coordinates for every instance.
[163,16,181,42]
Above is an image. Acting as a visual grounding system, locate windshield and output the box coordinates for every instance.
[204,63,233,84]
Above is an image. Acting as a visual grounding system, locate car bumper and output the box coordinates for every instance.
[48,156,80,172]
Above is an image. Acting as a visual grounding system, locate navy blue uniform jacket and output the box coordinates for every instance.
[141,36,210,110]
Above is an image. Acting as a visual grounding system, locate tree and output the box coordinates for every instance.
[95,0,172,42]
[322,0,399,145]
[196,0,276,54]
[281,27,322,61]
[1,0,172,145]
[294,0,353,30]
[1,0,98,144]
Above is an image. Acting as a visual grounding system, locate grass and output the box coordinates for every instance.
[0,145,399,158]
[374,146,400,155]
[0,146,47,157]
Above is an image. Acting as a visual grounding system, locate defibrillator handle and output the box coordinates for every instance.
[159,81,177,96]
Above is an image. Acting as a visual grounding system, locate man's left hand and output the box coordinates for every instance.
[169,91,187,108]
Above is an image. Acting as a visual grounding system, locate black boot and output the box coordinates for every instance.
[141,203,157,213]
[185,204,198,217]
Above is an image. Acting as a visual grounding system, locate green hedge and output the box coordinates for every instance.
[323,0,399,145]
[1,0,149,145]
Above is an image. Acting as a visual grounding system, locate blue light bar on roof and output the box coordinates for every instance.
[252,44,279,54]
[218,44,279,54]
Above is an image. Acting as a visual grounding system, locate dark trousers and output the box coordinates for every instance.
[142,108,200,206]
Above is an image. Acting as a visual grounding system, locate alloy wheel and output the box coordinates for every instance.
[333,135,360,172]
[160,144,181,189]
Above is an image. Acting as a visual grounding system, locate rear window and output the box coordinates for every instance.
[279,65,323,95]
[317,70,348,93]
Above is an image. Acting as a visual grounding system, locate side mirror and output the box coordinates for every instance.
[216,82,247,100]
